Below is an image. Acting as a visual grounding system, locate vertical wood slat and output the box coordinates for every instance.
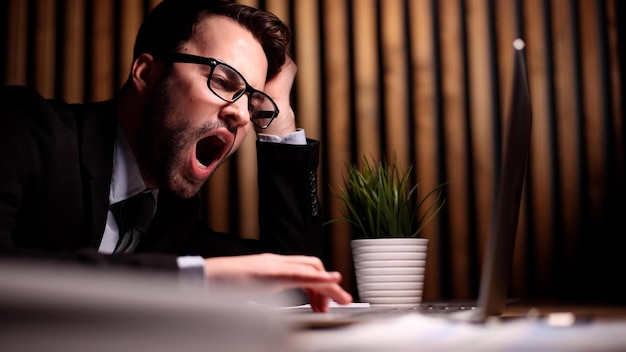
[606,1,625,188]
[577,0,604,269]
[550,0,579,295]
[380,0,409,167]
[62,0,85,103]
[321,0,353,289]
[463,0,496,299]
[33,0,56,97]
[205,160,233,235]
[352,0,381,160]
[265,0,289,21]
[119,0,143,88]
[408,0,441,302]
[467,0,497,299]
[237,0,257,8]
[437,0,471,298]
[294,0,321,140]
[6,0,29,85]
[90,0,114,101]
[235,137,259,239]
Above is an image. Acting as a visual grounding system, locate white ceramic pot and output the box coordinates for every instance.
[351,238,428,308]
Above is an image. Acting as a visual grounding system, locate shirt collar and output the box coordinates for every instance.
[109,123,157,204]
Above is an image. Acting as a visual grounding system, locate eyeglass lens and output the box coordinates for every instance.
[210,63,277,128]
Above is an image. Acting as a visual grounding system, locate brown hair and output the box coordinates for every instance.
[133,0,291,79]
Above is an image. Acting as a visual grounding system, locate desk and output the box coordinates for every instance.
[2,261,625,352]
[503,300,626,321]
[286,302,626,351]
[0,261,286,352]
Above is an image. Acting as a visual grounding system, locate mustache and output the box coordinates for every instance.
[195,120,238,138]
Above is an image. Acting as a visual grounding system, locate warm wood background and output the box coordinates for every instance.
[2,0,625,303]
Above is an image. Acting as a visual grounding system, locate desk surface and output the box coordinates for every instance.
[286,301,626,352]
[2,261,625,352]
[503,300,626,320]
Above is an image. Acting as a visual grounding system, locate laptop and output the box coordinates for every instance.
[470,37,532,321]
[282,38,532,327]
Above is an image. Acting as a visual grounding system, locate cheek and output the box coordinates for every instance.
[164,68,214,113]
[165,81,221,124]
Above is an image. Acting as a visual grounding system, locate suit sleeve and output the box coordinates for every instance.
[255,139,325,259]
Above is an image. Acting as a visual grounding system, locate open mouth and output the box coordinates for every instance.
[196,134,227,168]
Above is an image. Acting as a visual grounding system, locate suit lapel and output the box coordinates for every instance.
[77,100,117,247]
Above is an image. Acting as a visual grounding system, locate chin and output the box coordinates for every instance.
[167,175,205,199]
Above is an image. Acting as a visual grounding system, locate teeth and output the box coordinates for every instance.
[209,135,226,146]
[197,159,208,169]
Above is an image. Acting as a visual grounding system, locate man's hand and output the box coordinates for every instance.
[203,253,353,312]
[258,56,297,138]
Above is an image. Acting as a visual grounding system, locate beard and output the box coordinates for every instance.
[135,75,232,198]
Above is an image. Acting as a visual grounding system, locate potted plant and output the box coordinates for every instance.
[328,155,446,307]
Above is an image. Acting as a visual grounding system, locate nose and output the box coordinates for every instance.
[219,95,250,128]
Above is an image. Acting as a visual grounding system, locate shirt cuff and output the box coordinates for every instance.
[257,128,306,145]
[177,255,205,278]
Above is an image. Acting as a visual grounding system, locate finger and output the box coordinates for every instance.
[305,289,321,313]
[306,288,328,313]
[282,281,352,306]
[277,267,343,283]
[256,271,342,292]
[307,283,353,306]
[264,255,338,281]
[277,255,327,272]
[310,291,331,313]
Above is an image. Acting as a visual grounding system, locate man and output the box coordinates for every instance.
[0,0,352,312]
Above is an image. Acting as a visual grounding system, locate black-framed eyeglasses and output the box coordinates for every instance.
[157,52,279,129]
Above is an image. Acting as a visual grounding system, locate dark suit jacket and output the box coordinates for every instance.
[0,86,324,271]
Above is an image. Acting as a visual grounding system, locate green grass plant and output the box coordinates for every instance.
[328,155,446,239]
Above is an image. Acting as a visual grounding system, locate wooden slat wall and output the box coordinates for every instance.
[3,0,625,302]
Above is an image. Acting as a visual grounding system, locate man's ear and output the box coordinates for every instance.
[130,53,158,92]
